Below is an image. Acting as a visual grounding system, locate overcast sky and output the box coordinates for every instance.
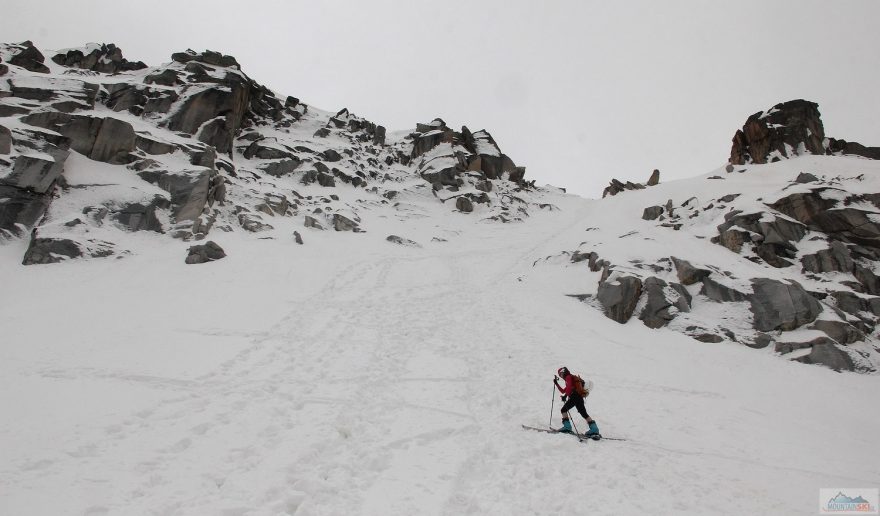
[3,0,879,197]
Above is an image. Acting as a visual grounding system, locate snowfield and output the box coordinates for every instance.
[2,169,879,516]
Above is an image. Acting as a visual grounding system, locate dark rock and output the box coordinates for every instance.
[293,231,303,244]
[6,143,71,193]
[773,190,880,247]
[332,214,360,232]
[373,125,386,146]
[185,240,226,264]
[0,185,53,237]
[197,118,235,154]
[172,49,239,68]
[111,199,166,232]
[22,237,82,264]
[456,197,474,213]
[794,341,854,372]
[751,333,773,349]
[642,206,664,220]
[795,172,819,183]
[386,235,421,247]
[22,113,135,165]
[830,291,880,317]
[647,169,660,186]
[801,241,853,273]
[238,213,273,232]
[597,275,643,323]
[135,135,176,155]
[7,41,50,73]
[603,178,646,198]
[811,319,865,344]
[754,243,796,268]
[750,278,822,332]
[700,276,750,303]
[313,128,331,138]
[0,125,11,154]
[51,44,146,73]
[303,215,324,230]
[475,180,493,193]
[260,158,300,177]
[775,336,827,355]
[243,140,295,160]
[144,69,180,86]
[693,334,724,343]
[853,265,880,295]
[639,277,690,328]
[729,99,825,165]
[671,257,711,285]
[322,149,343,162]
[167,84,249,153]
[137,169,211,222]
[826,138,880,160]
[411,124,454,158]
[716,228,750,253]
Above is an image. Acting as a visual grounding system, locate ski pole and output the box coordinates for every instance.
[568,412,580,435]
[549,378,556,428]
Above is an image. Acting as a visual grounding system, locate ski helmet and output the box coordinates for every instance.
[557,366,569,377]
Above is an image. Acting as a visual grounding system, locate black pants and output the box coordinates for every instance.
[560,394,590,420]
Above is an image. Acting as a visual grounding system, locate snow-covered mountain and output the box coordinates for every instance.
[2,41,879,515]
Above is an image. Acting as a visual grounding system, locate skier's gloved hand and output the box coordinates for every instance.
[560,395,567,402]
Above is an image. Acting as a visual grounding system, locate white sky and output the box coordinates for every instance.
[2,0,878,197]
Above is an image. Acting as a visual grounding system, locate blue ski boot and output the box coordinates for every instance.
[557,419,573,433]
[585,420,601,440]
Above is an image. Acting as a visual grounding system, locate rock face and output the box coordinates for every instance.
[24,113,136,165]
[730,99,880,165]
[749,279,822,332]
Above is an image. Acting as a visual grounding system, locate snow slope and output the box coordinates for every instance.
[2,175,878,515]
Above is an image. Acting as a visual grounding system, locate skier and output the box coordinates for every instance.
[554,366,600,438]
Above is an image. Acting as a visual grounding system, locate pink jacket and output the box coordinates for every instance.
[555,374,575,396]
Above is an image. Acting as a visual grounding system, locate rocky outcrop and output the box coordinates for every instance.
[410,120,526,191]
[602,169,659,198]
[3,41,50,73]
[770,189,880,248]
[730,100,825,165]
[51,44,147,73]
[730,99,880,165]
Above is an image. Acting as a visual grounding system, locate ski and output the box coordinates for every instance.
[521,424,626,442]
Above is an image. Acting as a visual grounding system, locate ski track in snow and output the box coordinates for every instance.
[2,193,880,515]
